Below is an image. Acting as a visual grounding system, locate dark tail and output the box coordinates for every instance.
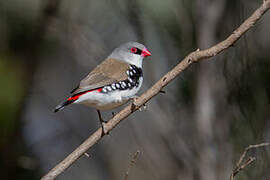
[54,100,74,112]
[54,89,97,112]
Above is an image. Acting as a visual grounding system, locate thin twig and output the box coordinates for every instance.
[41,1,270,179]
[124,150,141,180]
[230,142,270,180]
[84,152,90,158]
[232,156,256,178]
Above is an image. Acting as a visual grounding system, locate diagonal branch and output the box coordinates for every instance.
[41,1,270,179]
[230,142,270,180]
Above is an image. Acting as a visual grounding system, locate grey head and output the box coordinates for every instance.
[108,42,151,68]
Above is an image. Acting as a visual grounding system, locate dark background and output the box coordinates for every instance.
[0,0,270,179]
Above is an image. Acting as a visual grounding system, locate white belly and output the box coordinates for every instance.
[74,77,143,110]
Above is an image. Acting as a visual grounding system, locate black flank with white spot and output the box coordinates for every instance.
[101,64,142,93]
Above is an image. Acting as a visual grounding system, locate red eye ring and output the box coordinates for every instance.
[130,47,137,53]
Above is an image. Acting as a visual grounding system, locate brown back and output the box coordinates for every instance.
[72,58,129,94]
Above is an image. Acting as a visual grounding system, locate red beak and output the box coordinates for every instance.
[141,48,151,57]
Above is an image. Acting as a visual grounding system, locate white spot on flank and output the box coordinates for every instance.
[121,81,126,88]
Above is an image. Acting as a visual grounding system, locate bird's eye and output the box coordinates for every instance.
[130,47,138,53]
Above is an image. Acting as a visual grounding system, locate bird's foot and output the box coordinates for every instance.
[100,121,109,136]
[131,95,139,101]
[97,110,109,136]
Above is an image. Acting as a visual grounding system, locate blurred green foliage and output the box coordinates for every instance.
[0,56,25,147]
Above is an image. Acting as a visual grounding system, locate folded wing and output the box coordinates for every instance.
[71,58,129,95]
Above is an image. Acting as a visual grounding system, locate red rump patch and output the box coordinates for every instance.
[67,88,102,101]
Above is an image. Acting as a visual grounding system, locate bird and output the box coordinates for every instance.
[54,42,151,133]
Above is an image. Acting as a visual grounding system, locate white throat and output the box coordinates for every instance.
[123,55,143,67]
